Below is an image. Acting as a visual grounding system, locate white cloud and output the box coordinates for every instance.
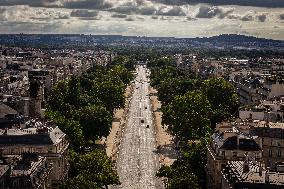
[70,9,99,17]
[137,6,157,15]
[195,6,234,19]
[0,2,282,40]
[157,6,186,16]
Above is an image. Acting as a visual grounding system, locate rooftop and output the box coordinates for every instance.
[212,126,260,151]
[0,103,17,118]
[224,161,284,185]
[0,124,65,145]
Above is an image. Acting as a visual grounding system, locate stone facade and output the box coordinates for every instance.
[0,124,69,188]
[0,153,53,189]
[206,122,262,189]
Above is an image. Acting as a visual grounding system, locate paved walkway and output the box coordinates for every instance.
[111,65,163,189]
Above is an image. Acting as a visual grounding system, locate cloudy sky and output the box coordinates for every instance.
[0,0,283,39]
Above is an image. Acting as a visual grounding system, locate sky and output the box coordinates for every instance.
[0,0,283,39]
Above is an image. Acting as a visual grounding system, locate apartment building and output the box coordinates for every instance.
[0,120,69,188]
[0,153,53,189]
[206,121,262,189]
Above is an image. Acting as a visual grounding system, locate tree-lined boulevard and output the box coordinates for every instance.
[111,65,163,189]
[45,54,239,189]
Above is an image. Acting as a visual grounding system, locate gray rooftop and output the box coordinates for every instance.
[225,161,284,185]
[0,126,65,146]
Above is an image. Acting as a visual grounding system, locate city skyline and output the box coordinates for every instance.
[0,0,283,40]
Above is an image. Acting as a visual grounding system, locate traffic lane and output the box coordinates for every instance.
[113,66,162,189]
[138,68,161,188]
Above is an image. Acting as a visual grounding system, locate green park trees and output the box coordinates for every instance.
[150,65,238,140]
[61,150,120,189]
[149,57,239,188]
[157,139,208,189]
[46,65,131,147]
[201,77,239,125]
[157,76,199,105]
[79,105,112,140]
[162,91,212,140]
[47,60,134,188]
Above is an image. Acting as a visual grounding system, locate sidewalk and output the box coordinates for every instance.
[101,84,133,160]
[150,87,177,166]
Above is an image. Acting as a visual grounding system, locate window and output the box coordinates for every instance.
[269,149,272,157]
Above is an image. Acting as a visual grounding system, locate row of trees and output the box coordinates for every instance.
[61,150,120,189]
[46,57,135,188]
[149,57,239,188]
[46,64,133,149]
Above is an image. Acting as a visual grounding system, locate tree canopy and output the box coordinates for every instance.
[47,59,133,188]
[61,150,119,189]
[149,55,239,188]
[162,91,212,140]
[201,77,239,125]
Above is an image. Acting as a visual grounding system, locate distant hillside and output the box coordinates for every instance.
[0,34,283,50]
[198,34,277,42]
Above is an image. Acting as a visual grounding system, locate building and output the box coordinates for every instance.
[206,121,262,189]
[207,119,284,188]
[253,121,284,171]
[233,74,284,105]
[239,98,284,122]
[221,160,284,189]
[28,69,53,92]
[0,120,69,188]
[0,153,52,189]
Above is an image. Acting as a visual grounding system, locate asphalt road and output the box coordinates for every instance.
[112,65,163,189]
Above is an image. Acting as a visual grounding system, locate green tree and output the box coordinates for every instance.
[66,76,81,108]
[157,140,208,189]
[157,77,199,104]
[110,65,134,85]
[91,76,125,112]
[78,105,112,140]
[162,91,212,140]
[148,56,174,68]
[150,66,176,88]
[60,175,100,189]
[157,163,200,189]
[201,77,239,125]
[45,110,84,150]
[76,150,120,188]
[182,139,208,180]
[47,81,71,115]
[112,55,129,66]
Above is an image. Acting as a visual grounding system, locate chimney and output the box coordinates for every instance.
[259,164,263,176]
[243,154,250,173]
[265,170,269,183]
[243,161,250,173]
